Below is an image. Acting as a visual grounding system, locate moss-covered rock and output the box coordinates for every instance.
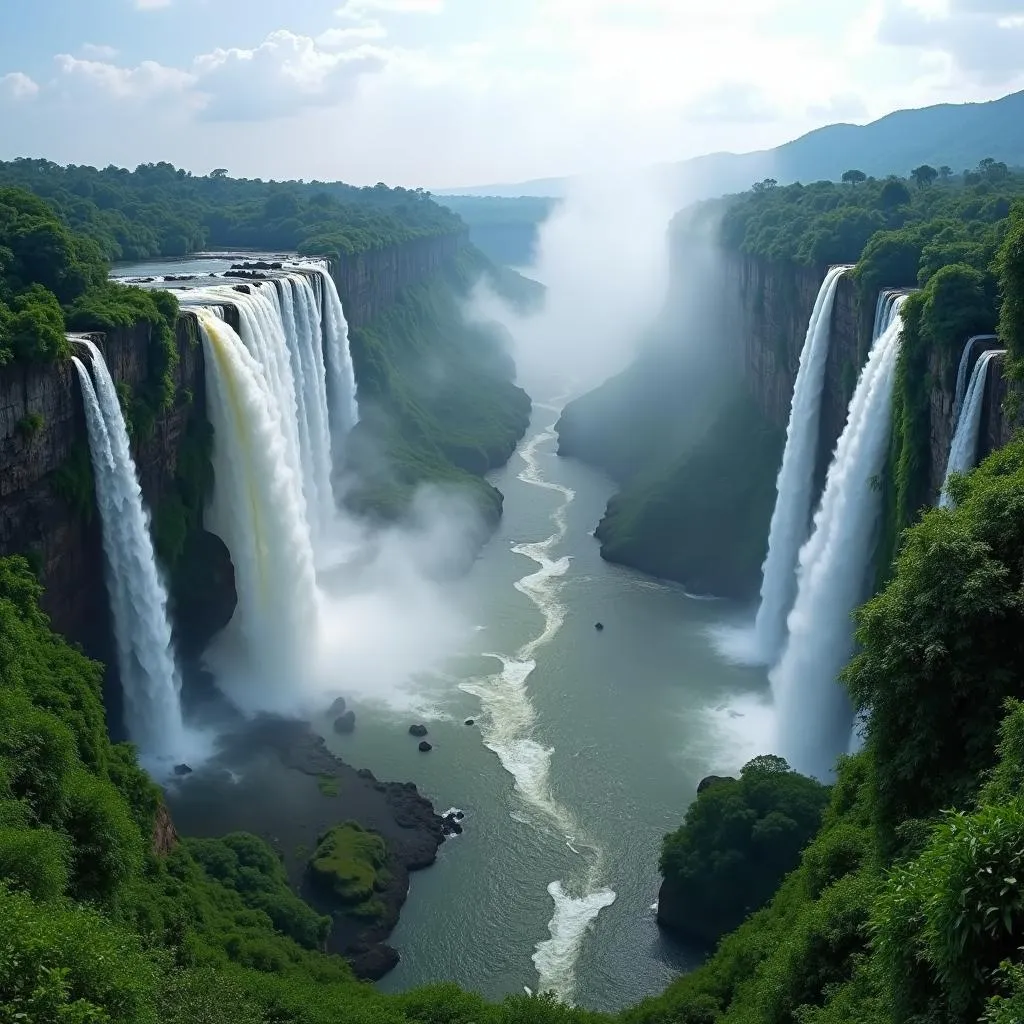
[308,822,392,923]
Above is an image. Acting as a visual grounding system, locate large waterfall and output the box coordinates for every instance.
[940,348,1005,508]
[196,307,323,710]
[746,265,850,665]
[71,340,187,764]
[179,264,358,712]
[770,294,908,780]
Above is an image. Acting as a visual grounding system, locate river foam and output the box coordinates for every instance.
[460,419,616,1003]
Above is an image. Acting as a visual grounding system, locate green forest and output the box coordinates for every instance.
[0,159,462,263]
[6,146,1024,1022]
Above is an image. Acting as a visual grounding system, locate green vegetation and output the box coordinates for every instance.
[346,247,531,524]
[635,437,1024,1024]
[0,159,461,264]
[659,757,828,944]
[559,336,783,596]
[317,775,340,798]
[0,552,617,1022]
[308,822,391,922]
[16,410,44,441]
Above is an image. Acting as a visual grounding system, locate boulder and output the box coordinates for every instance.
[333,710,356,734]
[408,724,428,737]
[328,696,347,716]
[464,718,475,726]
[594,622,604,631]
[696,774,734,795]
[173,763,193,776]
[418,740,432,752]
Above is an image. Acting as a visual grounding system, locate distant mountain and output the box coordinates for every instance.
[439,90,1024,201]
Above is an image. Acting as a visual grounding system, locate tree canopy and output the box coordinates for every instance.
[0,159,462,265]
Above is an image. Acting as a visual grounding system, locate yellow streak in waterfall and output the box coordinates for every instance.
[198,310,267,596]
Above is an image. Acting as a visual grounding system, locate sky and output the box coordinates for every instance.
[0,0,1022,189]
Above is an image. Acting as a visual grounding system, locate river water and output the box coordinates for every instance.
[322,400,772,1011]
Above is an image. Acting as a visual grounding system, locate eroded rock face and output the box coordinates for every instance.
[151,804,179,857]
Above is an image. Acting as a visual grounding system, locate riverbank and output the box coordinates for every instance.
[165,714,447,979]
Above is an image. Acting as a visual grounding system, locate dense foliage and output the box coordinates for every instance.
[0,159,462,264]
[0,552,616,1024]
[633,440,1024,1024]
[308,822,390,922]
[346,246,532,524]
[659,757,828,943]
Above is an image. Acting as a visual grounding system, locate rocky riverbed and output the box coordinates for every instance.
[165,714,448,979]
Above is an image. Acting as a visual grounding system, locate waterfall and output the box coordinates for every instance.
[939,348,1005,508]
[770,295,908,780]
[951,334,998,426]
[307,263,360,444]
[745,265,850,666]
[196,308,322,709]
[71,340,186,763]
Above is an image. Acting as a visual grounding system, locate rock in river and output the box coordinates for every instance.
[333,710,356,734]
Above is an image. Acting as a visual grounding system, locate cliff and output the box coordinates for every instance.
[333,232,466,328]
[0,232,521,665]
[0,316,204,662]
[558,246,1019,598]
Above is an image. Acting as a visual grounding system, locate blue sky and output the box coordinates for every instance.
[1,0,1022,188]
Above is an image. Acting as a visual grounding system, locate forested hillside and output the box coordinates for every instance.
[561,160,1024,596]
[0,158,462,262]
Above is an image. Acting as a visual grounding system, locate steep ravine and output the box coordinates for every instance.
[558,249,1017,597]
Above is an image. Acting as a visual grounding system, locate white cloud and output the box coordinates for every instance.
[318,24,388,49]
[193,30,386,121]
[55,54,195,101]
[1,72,40,101]
[81,43,120,59]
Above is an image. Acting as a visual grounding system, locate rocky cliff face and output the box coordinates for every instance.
[725,252,1016,501]
[722,253,864,492]
[0,233,465,662]
[333,233,464,328]
[0,317,203,659]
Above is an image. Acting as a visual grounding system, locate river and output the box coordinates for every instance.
[321,400,772,1010]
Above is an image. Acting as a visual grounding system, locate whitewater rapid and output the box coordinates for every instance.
[460,409,615,1003]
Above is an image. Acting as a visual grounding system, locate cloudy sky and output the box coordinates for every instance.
[0,0,1021,189]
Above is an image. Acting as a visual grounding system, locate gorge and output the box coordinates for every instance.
[3,143,1024,1024]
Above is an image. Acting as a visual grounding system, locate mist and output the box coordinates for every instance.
[469,168,681,398]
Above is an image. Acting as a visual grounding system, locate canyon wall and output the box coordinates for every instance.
[724,252,1016,500]
[0,233,465,660]
[0,317,203,658]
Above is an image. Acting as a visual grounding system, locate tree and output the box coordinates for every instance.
[658,756,828,942]
[209,168,228,178]
[939,165,953,180]
[841,169,866,186]
[911,164,938,188]
[752,178,778,194]
[880,178,912,209]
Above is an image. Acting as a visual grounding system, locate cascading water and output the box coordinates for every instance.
[71,340,187,764]
[306,262,359,443]
[723,265,849,666]
[196,308,322,711]
[770,295,908,780]
[951,334,998,426]
[939,348,1005,508]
